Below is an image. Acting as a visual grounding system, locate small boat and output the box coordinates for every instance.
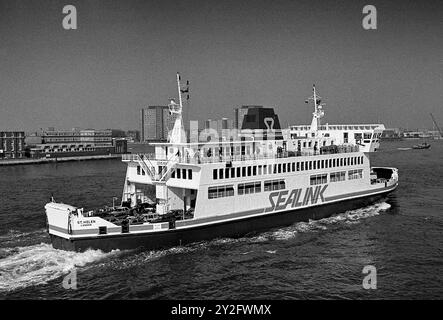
[412,142,430,149]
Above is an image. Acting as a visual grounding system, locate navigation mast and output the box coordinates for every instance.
[168,73,187,145]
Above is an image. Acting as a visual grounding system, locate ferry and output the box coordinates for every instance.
[45,74,398,252]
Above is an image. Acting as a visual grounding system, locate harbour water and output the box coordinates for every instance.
[0,140,442,299]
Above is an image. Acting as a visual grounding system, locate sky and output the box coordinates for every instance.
[0,0,442,132]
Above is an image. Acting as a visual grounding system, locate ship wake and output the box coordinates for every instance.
[253,201,392,242]
[0,243,121,292]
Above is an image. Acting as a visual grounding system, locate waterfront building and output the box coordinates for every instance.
[0,131,25,159]
[29,128,115,158]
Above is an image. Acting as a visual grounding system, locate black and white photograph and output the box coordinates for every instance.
[0,0,442,305]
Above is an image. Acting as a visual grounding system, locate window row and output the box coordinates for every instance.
[213,156,364,180]
[171,168,193,180]
[208,185,234,199]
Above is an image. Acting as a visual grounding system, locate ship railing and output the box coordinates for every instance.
[122,144,359,166]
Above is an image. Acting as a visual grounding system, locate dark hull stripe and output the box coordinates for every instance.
[50,188,395,252]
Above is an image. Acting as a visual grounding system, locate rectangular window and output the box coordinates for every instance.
[258,165,262,175]
[264,165,267,175]
[278,164,282,173]
[177,169,181,179]
[330,171,346,182]
[264,179,285,192]
[188,169,192,179]
[231,167,235,178]
[242,167,246,177]
[301,162,304,171]
[283,163,286,173]
[313,161,316,170]
[219,168,224,179]
[245,182,254,194]
[137,165,141,175]
[309,161,312,170]
[272,180,279,190]
[310,174,328,185]
[238,183,245,195]
[182,169,187,179]
[253,166,257,176]
[247,166,252,176]
[225,168,230,179]
[208,185,235,199]
[172,170,176,178]
[213,169,217,180]
[238,181,262,195]
[348,169,363,180]
[237,167,241,177]
[292,163,296,171]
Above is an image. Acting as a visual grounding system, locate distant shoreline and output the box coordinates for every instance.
[0,154,122,166]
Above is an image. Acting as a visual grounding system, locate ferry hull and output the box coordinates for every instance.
[50,189,395,252]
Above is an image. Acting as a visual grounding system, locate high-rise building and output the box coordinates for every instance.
[140,106,176,142]
[0,131,25,159]
[234,105,263,130]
